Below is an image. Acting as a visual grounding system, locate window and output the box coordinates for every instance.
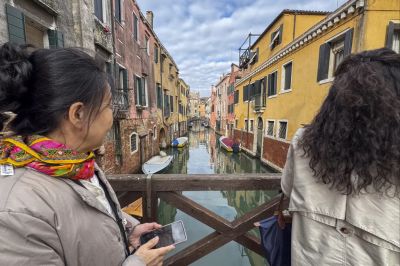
[130,132,138,153]
[245,119,248,131]
[268,71,277,96]
[234,90,239,104]
[170,95,174,112]
[154,45,159,63]
[250,120,254,132]
[270,24,283,50]
[156,84,163,109]
[94,0,103,21]
[278,121,288,140]
[317,29,353,82]
[267,120,275,137]
[133,13,139,42]
[115,0,122,23]
[135,75,147,107]
[282,62,292,92]
[235,119,238,128]
[153,126,157,140]
[145,35,150,56]
[386,22,400,53]
[262,77,267,106]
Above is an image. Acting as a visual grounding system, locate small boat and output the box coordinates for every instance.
[142,153,173,174]
[219,136,240,153]
[171,137,188,148]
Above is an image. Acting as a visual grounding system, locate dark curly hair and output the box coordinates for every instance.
[299,48,400,196]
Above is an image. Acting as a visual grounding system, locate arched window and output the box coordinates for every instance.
[130,132,138,154]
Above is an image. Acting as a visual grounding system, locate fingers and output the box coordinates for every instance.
[142,222,162,231]
[156,245,175,255]
[141,236,159,249]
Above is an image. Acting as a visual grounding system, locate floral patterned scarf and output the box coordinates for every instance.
[0,135,95,180]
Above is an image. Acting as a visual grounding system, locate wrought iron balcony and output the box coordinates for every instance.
[113,89,130,118]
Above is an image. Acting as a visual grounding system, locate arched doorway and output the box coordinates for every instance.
[256,117,263,157]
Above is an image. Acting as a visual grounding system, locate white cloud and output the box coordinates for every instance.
[137,0,348,96]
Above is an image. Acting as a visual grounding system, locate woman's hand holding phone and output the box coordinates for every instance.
[134,236,175,266]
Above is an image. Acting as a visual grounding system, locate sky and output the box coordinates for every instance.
[136,0,348,97]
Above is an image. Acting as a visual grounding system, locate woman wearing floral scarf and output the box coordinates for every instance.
[0,43,174,266]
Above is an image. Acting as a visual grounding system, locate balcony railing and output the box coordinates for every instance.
[113,89,130,112]
[109,173,283,266]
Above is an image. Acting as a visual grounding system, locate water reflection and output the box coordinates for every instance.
[160,129,277,266]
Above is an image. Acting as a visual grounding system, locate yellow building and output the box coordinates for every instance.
[234,0,400,171]
[153,39,180,146]
[178,78,190,136]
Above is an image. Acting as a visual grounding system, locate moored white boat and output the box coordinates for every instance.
[171,137,188,148]
[219,136,240,153]
[142,154,173,174]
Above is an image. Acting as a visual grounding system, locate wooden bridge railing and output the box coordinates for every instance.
[108,173,283,266]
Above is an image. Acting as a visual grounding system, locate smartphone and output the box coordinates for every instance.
[140,220,187,248]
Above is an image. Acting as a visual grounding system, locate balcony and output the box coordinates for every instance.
[239,33,260,69]
[109,173,283,266]
[113,89,130,119]
[254,94,265,113]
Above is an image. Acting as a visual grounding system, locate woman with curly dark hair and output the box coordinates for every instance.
[281,48,400,265]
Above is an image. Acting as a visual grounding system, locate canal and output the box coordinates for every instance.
[159,129,278,266]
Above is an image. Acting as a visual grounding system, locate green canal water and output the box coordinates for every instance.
[159,129,278,266]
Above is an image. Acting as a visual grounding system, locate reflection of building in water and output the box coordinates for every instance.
[209,131,216,165]
[222,189,278,266]
[158,201,177,226]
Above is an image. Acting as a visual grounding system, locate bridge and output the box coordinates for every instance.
[109,173,284,266]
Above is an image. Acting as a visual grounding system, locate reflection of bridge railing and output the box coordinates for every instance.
[109,173,283,266]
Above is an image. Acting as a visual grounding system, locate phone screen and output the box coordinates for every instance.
[140,220,187,248]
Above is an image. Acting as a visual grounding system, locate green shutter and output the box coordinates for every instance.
[343,29,353,57]
[317,43,330,82]
[115,0,121,22]
[141,78,146,106]
[48,30,64,48]
[6,4,26,45]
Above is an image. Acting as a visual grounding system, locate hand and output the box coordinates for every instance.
[134,236,175,266]
[129,222,162,249]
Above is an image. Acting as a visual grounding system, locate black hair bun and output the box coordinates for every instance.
[0,42,33,114]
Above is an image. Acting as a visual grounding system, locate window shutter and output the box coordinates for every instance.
[284,63,292,90]
[255,80,261,95]
[262,77,267,106]
[344,28,353,57]
[141,78,146,106]
[243,85,247,102]
[48,30,65,48]
[278,24,283,45]
[317,43,330,82]
[133,14,138,40]
[267,74,272,96]
[386,22,395,49]
[115,0,121,22]
[6,4,26,45]
[249,83,254,99]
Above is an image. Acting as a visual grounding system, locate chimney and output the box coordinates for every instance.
[146,11,154,29]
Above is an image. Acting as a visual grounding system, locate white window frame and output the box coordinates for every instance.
[129,132,138,154]
[277,120,288,140]
[134,74,148,107]
[145,35,150,56]
[328,40,345,78]
[318,28,352,84]
[266,119,275,138]
[244,119,248,131]
[268,70,278,98]
[249,119,254,132]
[280,61,293,93]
